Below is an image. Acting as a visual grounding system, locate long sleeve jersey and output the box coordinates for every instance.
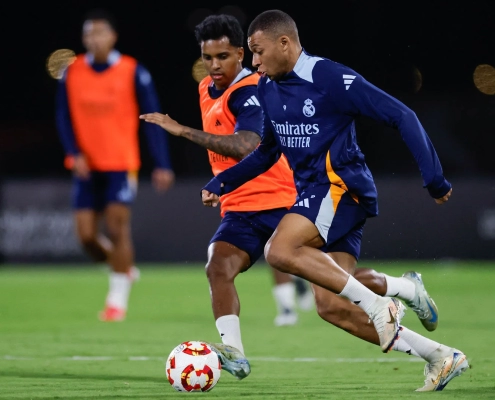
[204,49,451,217]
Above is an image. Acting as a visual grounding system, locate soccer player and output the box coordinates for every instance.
[141,13,453,390]
[141,15,305,332]
[200,10,468,391]
[55,9,175,322]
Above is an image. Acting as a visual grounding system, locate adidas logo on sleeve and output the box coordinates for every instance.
[243,95,260,107]
[343,74,356,90]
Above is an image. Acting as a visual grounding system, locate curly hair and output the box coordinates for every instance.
[194,14,244,47]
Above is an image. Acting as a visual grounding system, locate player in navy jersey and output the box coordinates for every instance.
[142,13,459,383]
[201,9,468,391]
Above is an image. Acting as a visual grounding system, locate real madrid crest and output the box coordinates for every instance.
[302,98,315,117]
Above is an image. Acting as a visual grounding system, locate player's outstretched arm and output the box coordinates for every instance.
[332,67,451,201]
[139,111,176,192]
[135,65,174,184]
[140,112,185,136]
[140,112,260,160]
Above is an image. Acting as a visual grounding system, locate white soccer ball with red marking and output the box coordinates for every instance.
[165,341,222,392]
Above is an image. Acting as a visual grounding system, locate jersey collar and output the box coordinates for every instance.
[230,68,255,87]
[85,50,121,66]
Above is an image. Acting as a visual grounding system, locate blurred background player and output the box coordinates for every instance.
[141,14,310,333]
[55,8,175,322]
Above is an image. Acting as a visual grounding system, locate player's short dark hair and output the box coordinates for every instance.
[247,9,298,41]
[82,8,118,32]
[194,14,244,48]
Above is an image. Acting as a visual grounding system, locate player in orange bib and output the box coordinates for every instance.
[142,15,312,325]
[140,14,442,381]
[55,9,175,322]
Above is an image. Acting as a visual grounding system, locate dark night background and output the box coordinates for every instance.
[2,0,495,181]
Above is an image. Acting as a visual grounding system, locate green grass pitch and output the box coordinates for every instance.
[0,261,494,399]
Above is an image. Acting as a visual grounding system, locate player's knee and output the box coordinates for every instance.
[105,222,129,243]
[104,207,131,242]
[78,235,106,262]
[264,242,292,274]
[78,231,97,248]
[205,260,238,283]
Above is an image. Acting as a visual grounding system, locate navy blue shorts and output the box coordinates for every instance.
[288,184,367,260]
[209,208,288,267]
[72,171,138,211]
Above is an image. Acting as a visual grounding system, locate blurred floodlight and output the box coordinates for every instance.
[473,64,495,95]
[46,49,76,79]
[192,57,208,83]
[412,66,422,93]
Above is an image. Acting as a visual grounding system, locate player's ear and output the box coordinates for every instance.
[280,36,289,51]
[237,46,244,62]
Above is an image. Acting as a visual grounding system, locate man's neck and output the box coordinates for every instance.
[288,46,303,72]
[86,50,120,66]
[93,53,111,64]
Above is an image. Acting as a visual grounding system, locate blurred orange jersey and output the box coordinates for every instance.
[199,73,296,216]
[65,54,140,171]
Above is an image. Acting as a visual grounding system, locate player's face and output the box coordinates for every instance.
[200,36,244,90]
[248,31,290,81]
[82,20,117,60]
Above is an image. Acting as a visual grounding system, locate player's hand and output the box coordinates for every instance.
[152,168,175,192]
[201,190,219,207]
[434,188,452,204]
[73,154,90,180]
[139,112,185,137]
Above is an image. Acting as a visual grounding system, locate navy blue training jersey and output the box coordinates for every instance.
[204,49,451,217]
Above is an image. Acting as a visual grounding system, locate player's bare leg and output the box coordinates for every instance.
[98,203,136,321]
[265,213,404,352]
[313,252,442,343]
[311,278,467,389]
[206,241,251,378]
[104,203,133,273]
[312,251,379,344]
[271,267,298,326]
[313,284,379,342]
[266,214,363,293]
[354,268,386,295]
[272,267,292,284]
[308,250,466,389]
[354,268,439,331]
[313,254,439,332]
[75,210,111,262]
[206,241,249,342]
[314,253,427,340]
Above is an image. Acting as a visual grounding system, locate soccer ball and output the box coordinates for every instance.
[165,341,222,392]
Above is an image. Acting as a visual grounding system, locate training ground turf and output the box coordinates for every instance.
[0,261,493,399]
